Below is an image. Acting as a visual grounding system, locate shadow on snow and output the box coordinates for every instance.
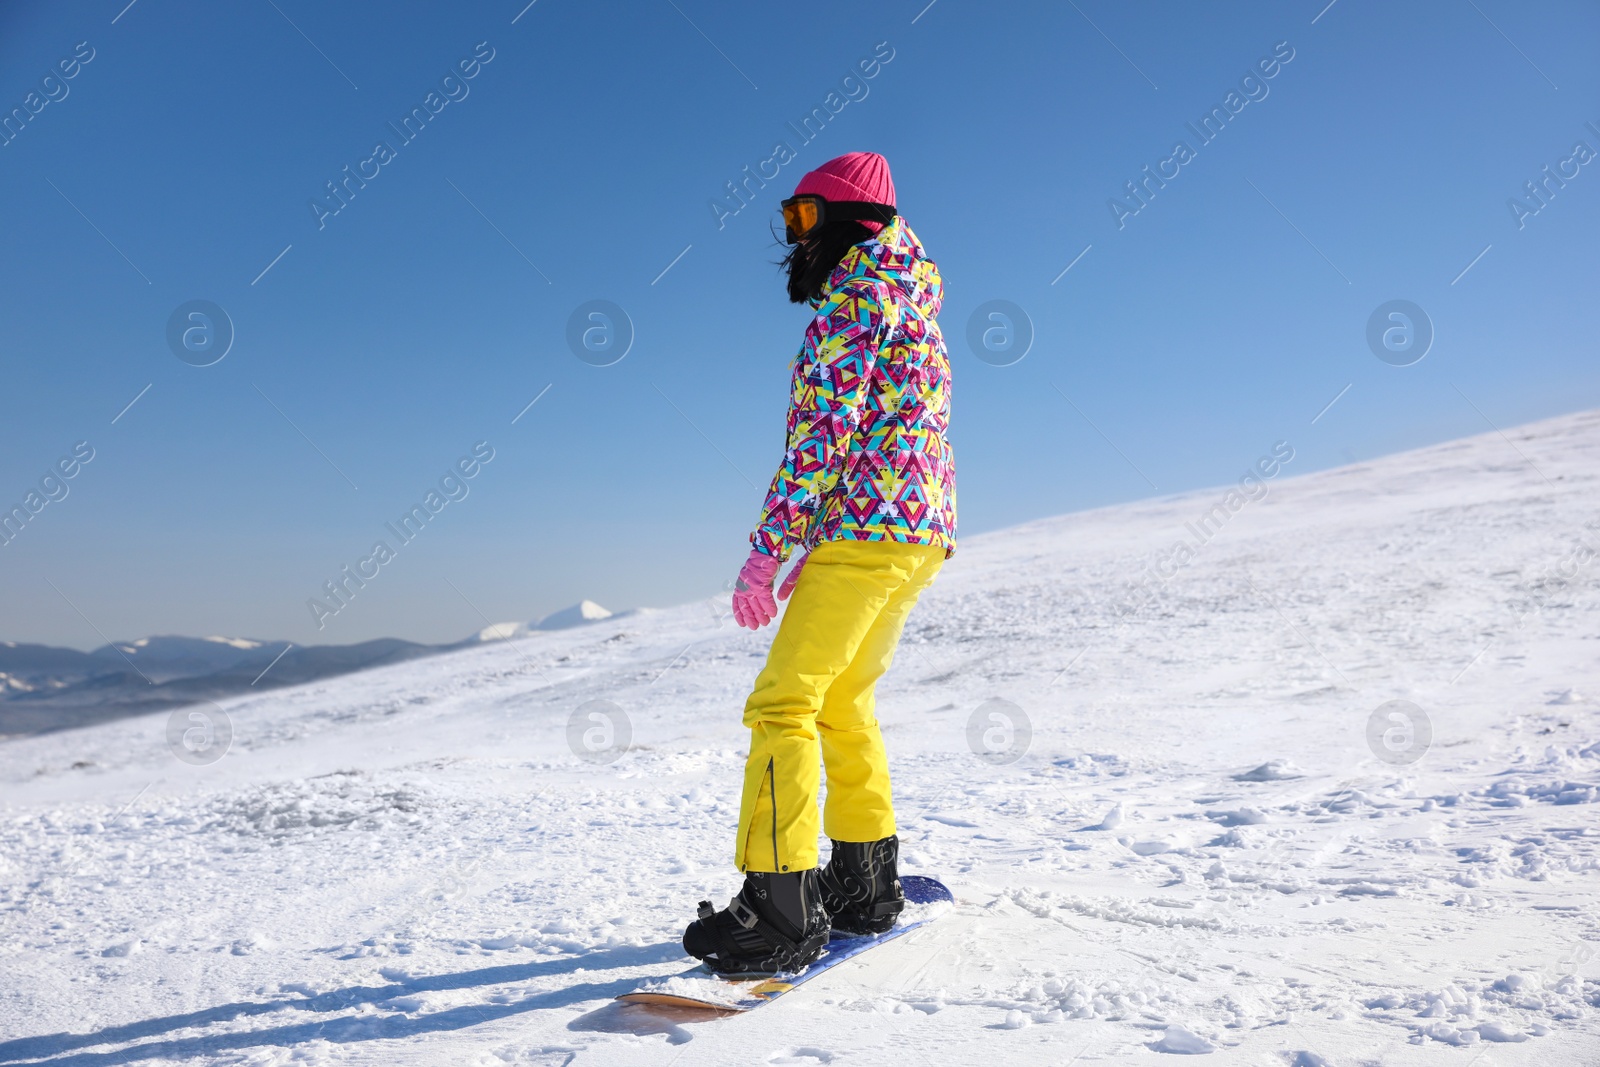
[0,941,685,1065]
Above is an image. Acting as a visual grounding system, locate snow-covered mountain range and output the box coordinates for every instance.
[0,604,615,737]
[0,410,1596,1064]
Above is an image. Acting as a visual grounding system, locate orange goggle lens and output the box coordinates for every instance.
[782,197,821,241]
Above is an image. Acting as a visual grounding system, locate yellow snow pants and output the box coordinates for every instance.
[735,539,945,873]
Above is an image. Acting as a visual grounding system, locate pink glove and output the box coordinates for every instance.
[777,552,808,601]
[731,550,781,630]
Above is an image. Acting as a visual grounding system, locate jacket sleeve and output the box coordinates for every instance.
[750,279,892,560]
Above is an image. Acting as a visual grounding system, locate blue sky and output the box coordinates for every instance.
[2,0,1596,649]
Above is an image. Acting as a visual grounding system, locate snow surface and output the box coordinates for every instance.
[2,410,1599,1064]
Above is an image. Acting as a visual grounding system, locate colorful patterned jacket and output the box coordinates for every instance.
[751,217,957,562]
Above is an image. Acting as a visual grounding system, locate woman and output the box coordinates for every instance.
[682,152,957,975]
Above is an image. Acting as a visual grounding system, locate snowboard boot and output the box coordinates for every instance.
[682,869,831,976]
[819,835,905,936]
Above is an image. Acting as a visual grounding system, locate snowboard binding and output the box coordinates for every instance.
[682,870,830,976]
[819,835,905,936]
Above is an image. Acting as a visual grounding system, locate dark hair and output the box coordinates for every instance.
[778,219,875,304]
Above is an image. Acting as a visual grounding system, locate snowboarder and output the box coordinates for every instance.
[682,152,957,975]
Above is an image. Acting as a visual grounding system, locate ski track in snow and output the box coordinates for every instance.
[2,410,1599,1064]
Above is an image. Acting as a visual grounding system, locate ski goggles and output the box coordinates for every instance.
[780,195,897,243]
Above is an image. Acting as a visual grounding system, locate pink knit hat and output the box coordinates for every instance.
[793,152,896,233]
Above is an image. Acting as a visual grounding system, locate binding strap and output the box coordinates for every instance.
[727,893,805,964]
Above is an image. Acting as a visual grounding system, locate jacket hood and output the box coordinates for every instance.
[823,217,943,319]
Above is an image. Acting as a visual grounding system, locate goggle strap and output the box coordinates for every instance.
[818,200,897,226]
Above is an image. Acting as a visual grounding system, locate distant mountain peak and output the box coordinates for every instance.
[203,636,263,649]
[536,600,612,631]
[474,622,532,643]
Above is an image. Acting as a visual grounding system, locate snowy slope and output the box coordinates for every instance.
[1,409,1598,1065]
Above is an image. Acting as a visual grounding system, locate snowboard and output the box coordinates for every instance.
[617,875,953,1013]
